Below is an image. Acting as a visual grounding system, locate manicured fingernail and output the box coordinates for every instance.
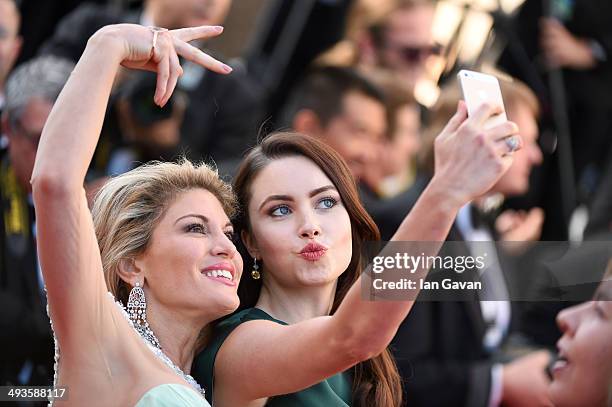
[214,26,224,33]
[222,63,233,73]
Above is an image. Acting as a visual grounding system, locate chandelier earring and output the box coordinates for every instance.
[127,281,161,349]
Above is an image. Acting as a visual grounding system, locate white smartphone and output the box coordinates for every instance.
[457,69,507,129]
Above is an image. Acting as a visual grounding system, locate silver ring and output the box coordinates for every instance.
[505,136,520,153]
[148,26,168,55]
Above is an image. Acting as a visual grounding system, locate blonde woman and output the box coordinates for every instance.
[32,24,240,406]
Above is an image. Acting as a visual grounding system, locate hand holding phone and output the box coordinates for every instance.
[458,70,507,130]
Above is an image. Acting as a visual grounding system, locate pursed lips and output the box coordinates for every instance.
[298,242,328,261]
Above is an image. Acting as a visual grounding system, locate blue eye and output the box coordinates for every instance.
[317,197,337,209]
[271,205,291,217]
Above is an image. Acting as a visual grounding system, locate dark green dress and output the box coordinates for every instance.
[192,308,352,406]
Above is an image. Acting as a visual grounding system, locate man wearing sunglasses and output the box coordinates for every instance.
[362,0,438,91]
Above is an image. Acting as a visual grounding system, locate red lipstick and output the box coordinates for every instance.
[299,242,328,261]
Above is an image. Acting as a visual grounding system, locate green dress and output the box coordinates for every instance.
[192,308,352,406]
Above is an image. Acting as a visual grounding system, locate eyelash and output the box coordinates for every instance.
[186,223,207,234]
[186,223,235,242]
[269,196,339,217]
[224,231,237,242]
[270,205,291,217]
[318,196,338,209]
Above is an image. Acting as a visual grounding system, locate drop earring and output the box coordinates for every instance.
[251,258,261,280]
[127,281,161,349]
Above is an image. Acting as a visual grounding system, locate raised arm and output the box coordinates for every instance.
[214,102,521,403]
[330,101,519,364]
[31,24,229,339]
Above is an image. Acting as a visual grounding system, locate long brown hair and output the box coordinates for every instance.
[233,132,402,407]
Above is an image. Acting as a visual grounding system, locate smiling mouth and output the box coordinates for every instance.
[202,269,236,286]
[551,353,570,377]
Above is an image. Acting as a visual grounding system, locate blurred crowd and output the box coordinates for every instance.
[1,0,611,406]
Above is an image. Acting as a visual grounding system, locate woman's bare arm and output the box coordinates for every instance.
[31,25,228,342]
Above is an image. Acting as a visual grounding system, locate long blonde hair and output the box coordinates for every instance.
[91,159,237,304]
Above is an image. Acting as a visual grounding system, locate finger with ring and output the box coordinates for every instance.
[504,135,521,154]
[149,26,169,57]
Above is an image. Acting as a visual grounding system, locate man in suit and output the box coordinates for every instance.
[285,65,386,182]
[390,78,552,407]
[0,55,74,388]
[40,0,261,175]
[498,0,612,241]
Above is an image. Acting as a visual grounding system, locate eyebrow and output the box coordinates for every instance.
[174,214,233,229]
[258,185,337,211]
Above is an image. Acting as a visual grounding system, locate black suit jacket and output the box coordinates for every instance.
[359,175,428,241]
[39,3,262,174]
[499,0,612,110]
[0,155,53,387]
[390,226,495,407]
[585,157,612,237]
[360,182,499,405]
[498,0,612,187]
